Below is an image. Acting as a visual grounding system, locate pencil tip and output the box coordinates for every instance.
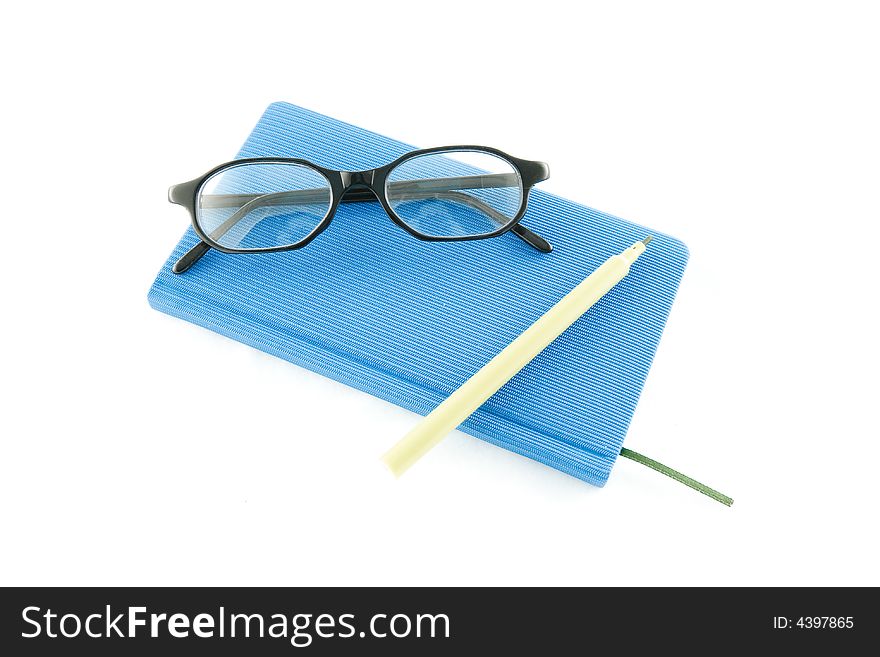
[641,236,654,246]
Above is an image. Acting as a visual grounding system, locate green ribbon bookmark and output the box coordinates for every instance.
[620,447,733,507]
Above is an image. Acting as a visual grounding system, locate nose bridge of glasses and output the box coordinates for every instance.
[340,169,378,190]
[338,169,383,207]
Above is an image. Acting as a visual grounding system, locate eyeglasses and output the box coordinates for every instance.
[167,146,552,273]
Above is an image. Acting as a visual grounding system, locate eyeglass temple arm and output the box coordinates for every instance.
[196,173,525,208]
[206,175,552,251]
[173,240,211,273]
[377,189,551,254]
[173,173,551,273]
[202,187,551,257]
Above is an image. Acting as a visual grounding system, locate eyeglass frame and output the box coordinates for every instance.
[168,145,553,274]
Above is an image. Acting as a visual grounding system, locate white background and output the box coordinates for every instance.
[1,1,877,586]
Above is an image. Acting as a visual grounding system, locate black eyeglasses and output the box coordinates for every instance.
[168,145,552,273]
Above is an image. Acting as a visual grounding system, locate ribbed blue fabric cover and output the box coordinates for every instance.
[148,102,689,486]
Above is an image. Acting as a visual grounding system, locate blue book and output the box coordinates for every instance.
[148,102,689,487]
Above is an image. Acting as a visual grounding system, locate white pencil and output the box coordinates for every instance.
[382,237,653,477]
